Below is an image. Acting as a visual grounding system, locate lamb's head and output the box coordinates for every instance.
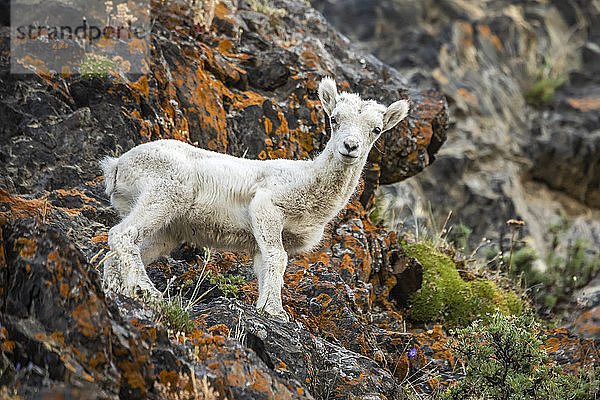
[318,77,409,165]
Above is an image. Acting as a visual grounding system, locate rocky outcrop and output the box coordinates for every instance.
[0,0,448,397]
[0,218,155,399]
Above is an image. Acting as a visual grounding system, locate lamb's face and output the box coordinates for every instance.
[318,78,410,165]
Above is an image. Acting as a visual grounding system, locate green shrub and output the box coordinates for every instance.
[404,243,523,327]
[507,246,537,275]
[158,269,245,333]
[447,223,472,252]
[442,311,599,400]
[158,255,213,334]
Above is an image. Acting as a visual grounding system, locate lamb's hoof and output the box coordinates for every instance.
[270,311,290,322]
[130,285,163,304]
[103,260,124,294]
[102,274,124,295]
[262,306,290,322]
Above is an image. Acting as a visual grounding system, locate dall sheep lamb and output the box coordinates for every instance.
[101,77,409,321]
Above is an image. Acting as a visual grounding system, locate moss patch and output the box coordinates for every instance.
[404,242,524,327]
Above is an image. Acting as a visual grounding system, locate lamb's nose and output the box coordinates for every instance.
[344,138,359,152]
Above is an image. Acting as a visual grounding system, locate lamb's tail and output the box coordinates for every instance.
[100,156,119,197]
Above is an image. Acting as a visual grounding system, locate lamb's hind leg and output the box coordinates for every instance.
[106,186,187,302]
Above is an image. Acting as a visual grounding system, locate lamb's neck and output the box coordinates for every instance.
[309,145,367,212]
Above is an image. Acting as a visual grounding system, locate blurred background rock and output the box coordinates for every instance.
[310,0,600,332]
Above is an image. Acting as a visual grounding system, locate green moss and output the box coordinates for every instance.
[524,76,565,108]
[404,243,524,327]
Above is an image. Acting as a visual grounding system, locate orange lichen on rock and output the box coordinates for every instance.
[128,110,156,141]
[567,96,600,111]
[159,370,180,388]
[55,188,101,205]
[208,324,230,337]
[573,306,600,338]
[15,237,36,259]
[127,74,151,100]
[60,282,70,298]
[457,88,479,107]
[90,234,108,244]
[248,368,271,393]
[542,328,599,372]
[73,303,100,338]
[0,189,49,220]
[477,24,502,51]
[232,91,267,109]
[121,366,147,391]
[1,326,15,353]
[413,325,455,367]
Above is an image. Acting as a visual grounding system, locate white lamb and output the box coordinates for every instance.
[101,78,409,321]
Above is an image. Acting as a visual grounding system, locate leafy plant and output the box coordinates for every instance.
[442,311,599,400]
[210,273,245,298]
[159,250,214,333]
[523,37,575,108]
[159,294,197,333]
[524,75,565,108]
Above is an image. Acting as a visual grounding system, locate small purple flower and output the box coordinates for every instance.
[15,363,21,371]
[409,348,417,358]
[27,361,33,370]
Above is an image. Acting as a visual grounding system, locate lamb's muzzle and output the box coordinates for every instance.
[101,77,409,321]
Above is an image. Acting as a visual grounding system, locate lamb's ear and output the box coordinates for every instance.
[383,100,409,132]
[318,77,338,116]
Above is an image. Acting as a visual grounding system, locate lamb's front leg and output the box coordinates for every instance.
[253,249,288,321]
[250,190,289,322]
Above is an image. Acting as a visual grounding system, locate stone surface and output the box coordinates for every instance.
[0,218,154,399]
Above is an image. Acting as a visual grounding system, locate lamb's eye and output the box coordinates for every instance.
[330,116,337,125]
[372,127,382,135]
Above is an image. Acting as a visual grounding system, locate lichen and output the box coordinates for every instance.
[404,242,524,327]
[247,0,287,19]
[80,54,116,78]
